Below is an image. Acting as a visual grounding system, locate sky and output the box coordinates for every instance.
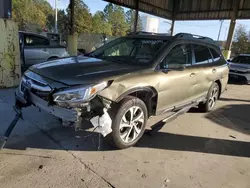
[47,0,250,40]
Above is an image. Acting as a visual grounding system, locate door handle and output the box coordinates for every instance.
[190,73,196,77]
[212,69,217,73]
[43,48,47,52]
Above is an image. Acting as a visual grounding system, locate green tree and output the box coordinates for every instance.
[92,11,112,35]
[67,0,92,34]
[34,0,54,30]
[233,24,250,54]
[125,9,142,32]
[12,0,47,30]
[104,3,129,36]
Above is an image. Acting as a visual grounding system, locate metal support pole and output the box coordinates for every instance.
[225,18,236,51]
[217,20,223,41]
[133,0,139,32]
[222,0,241,59]
[170,20,175,36]
[55,0,58,33]
[67,0,77,56]
[69,0,75,35]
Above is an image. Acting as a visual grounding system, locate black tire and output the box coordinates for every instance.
[199,82,219,112]
[107,96,148,149]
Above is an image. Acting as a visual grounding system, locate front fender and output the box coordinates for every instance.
[98,82,157,103]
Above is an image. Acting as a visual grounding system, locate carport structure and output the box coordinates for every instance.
[103,0,250,59]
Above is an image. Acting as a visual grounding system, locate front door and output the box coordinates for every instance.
[23,34,50,65]
[156,43,197,113]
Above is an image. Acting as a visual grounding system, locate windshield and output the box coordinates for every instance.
[232,56,250,64]
[89,37,168,64]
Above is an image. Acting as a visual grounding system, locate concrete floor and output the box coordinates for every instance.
[0,83,250,188]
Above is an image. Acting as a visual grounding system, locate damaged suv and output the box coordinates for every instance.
[16,32,229,149]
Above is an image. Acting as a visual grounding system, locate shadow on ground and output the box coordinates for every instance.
[4,103,250,158]
[205,104,250,135]
[219,97,250,103]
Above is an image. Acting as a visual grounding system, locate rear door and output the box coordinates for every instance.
[24,34,50,65]
[191,44,226,98]
[156,43,197,112]
[190,44,214,99]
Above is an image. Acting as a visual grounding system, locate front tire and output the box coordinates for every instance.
[199,82,219,112]
[108,96,148,149]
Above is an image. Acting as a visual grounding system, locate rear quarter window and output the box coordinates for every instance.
[193,45,213,64]
[209,48,221,61]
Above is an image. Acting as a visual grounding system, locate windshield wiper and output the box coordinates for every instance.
[103,56,124,63]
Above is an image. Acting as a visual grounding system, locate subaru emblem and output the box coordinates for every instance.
[25,80,32,89]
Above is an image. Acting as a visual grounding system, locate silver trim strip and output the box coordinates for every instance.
[21,76,51,92]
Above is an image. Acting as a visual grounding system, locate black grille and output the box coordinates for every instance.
[31,88,50,101]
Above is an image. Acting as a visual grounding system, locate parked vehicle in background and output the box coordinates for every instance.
[228,54,250,84]
[40,32,62,46]
[19,31,69,72]
[16,32,229,149]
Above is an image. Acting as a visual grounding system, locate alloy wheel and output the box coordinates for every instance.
[208,86,219,109]
[119,106,144,143]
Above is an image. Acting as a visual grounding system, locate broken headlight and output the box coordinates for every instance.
[53,82,108,104]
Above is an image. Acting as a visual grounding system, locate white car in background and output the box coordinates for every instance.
[228,54,250,84]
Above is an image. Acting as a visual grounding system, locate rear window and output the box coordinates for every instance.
[193,45,213,64]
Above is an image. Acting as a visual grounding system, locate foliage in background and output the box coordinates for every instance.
[233,24,250,55]
[92,11,112,35]
[66,0,92,34]
[12,0,142,37]
[12,0,47,30]
[104,3,129,36]
[125,9,143,32]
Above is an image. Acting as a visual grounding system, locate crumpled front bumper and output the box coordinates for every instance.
[15,88,78,122]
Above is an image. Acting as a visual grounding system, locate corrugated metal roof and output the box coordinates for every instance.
[104,0,250,20]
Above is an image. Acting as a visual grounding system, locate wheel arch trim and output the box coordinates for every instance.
[115,86,158,103]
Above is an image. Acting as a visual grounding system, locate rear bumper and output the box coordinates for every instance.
[15,88,78,122]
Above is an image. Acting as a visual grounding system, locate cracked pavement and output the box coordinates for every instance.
[1,84,250,188]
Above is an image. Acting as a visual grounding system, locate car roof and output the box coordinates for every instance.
[126,32,173,40]
[19,31,49,39]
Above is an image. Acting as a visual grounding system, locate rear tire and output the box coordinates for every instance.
[107,96,148,149]
[199,82,219,112]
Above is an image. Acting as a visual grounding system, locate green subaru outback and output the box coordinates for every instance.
[16,32,229,149]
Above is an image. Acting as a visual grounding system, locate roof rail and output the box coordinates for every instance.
[174,33,216,44]
[127,31,170,36]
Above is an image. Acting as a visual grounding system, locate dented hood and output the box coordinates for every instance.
[29,56,146,85]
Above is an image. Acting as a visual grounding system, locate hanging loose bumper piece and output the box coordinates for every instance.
[0,106,23,150]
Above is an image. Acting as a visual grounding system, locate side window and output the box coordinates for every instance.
[160,44,192,69]
[193,45,213,64]
[24,35,50,46]
[209,48,221,61]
